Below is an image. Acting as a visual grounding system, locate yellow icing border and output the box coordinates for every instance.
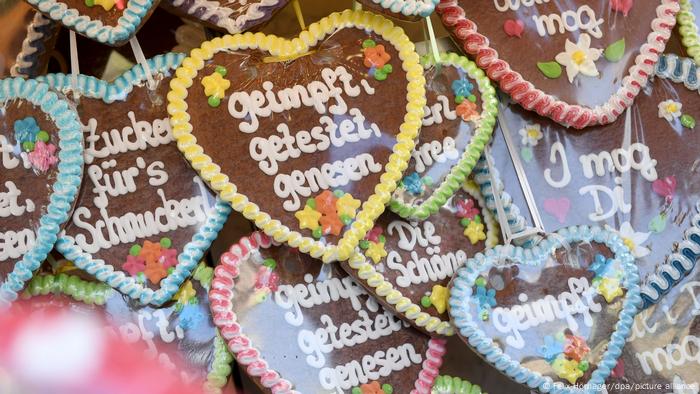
[347,180,499,336]
[167,9,425,263]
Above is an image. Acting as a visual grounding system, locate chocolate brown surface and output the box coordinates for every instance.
[62,76,217,289]
[450,0,663,107]
[356,0,422,22]
[342,186,492,330]
[0,100,62,279]
[161,0,289,33]
[489,74,700,284]
[185,26,409,245]
[230,242,431,393]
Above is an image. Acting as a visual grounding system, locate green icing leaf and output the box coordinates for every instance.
[604,38,626,62]
[537,61,561,79]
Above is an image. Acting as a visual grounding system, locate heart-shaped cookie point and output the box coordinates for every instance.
[356,0,439,20]
[168,10,426,263]
[161,0,289,34]
[449,226,641,392]
[40,54,231,306]
[389,52,497,220]
[437,0,679,128]
[345,180,498,335]
[210,232,444,393]
[0,78,83,305]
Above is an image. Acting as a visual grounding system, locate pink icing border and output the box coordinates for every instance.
[209,232,445,394]
[436,0,679,129]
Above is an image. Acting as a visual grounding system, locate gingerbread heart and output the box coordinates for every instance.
[436,0,679,128]
[449,226,641,392]
[0,78,83,305]
[210,232,445,393]
[356,0,439,21]
[161,0,289,34]
[474,54,700,307]
[343,180,498,336]
[15,261,232,392]
[26,0,159,46]
[167,10,426,263]
[38,53,231,306]
[678,0,700,64]
[389,52,497,220]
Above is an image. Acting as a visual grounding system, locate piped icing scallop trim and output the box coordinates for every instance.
[389,52,498,221]
[164,0,288,35]
[209,231,445,394]
[363,0,439,18]
[0,78,83,306]
[436,0,680,129]
[678,0,700,64]
[10,12,59,78]
[167,10,426,263]
[449,225,642,394]
[431,375,484,394]
[38,53,232,306]
[349,181,498,336]
[26,0,156,46]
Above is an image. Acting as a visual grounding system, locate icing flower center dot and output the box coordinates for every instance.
[623,237,635,252]
[571,50,587,65]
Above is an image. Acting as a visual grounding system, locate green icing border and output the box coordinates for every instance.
[431,375,484,394]
[389,52,498,221]
[679,0,700,64]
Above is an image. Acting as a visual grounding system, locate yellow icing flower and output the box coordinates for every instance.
[597,277,623,303]
[94,0,116,11]
[552,357,583,384]
[429,285,450,314]
[201,71,230,100]
[464,221,486,244]
[336,193,361,219]
[295,205,322,231]
[365,241,387,264]
[173,280,196,304]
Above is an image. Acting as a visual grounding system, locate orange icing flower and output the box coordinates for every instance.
[456,100,479,122]
[360,381,383,394]
[320,213,344,236]
[140,240,162,265]
[145,260,167,284]
[363,45,391,68]
[315,190,338,216]
[564,335,590,362]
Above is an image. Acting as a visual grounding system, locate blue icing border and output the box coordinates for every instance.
[39,53,232,306]
[27,0,156,46]
[474,54,700,308]
[0,78,84,305]
[364,0,439,17]
[449,225,642,394]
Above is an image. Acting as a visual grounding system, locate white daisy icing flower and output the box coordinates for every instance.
[554,33,603,83]
[658,99,683,122]
[618,221,651,258]
[518,123,543,146]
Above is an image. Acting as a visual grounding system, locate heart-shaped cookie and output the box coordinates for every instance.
[389,52,497,220]
[473,54,700,307]
[26,0,159,46]
[161,0,289,34]
[343,180,498,336]
[678,0,700,64]
[9,8,59,78]
[15,261,233,392]
[436,0,679,128]
[449,226,641,392]
[0,78,83,305]
[356,0,439,20]
[210,232,445,393]
[167,10,426,263]
[38,53,231,306]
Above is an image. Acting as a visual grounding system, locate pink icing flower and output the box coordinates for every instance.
[365,226,383,243]
[456,198,479,219]
[123,255,146,276]
[28,141,58,172]
[158,248,178,269]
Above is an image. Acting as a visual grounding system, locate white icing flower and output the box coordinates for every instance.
[617,221,651,258]
[666,375,699,394]
[658,99,683,122]
[518,123,543,146]
[554,33,603,83]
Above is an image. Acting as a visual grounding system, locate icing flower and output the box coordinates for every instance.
[13,116,40,146]
[597,277,624,303]
[455,100,479,122]
[552,356,583,384]
[159,248,178,269]
[610,0,633,16]
[474,284,496,311]
[464,220,486,244]
[123,255,146,277]
[365,241,387,264]
[320,213,344,236]
[617,221,651,258]
[173,280,197,305]
[254,265,279,292]
[456,198,479,219]
[539,335,564,363]
[402,172,424,196]
[429,285,450,314]
[564,335,590,362]
[363,44,391,69]
[588,254,613,277]
[365,226,383,243]
[554,34,603,83]
[201,67,230,107]
[295,205,322,231]
[145,259,168,284]
[518,123,543,147]
[451,78,474,98]
[336,193,361,220]
[658,99,682,122]
[356,381,390,394]
[315,190,338,216]
[178,304,203,330]
[28,141,58,172]
[140,240,163,265]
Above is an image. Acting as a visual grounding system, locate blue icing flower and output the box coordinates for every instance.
[451,78,474,97]
[589,254,614,277]
[474,285,496,310]
[402,172,424,196]
[177,304,204,330]
[13,116,40,145]
[538,335,564,363]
